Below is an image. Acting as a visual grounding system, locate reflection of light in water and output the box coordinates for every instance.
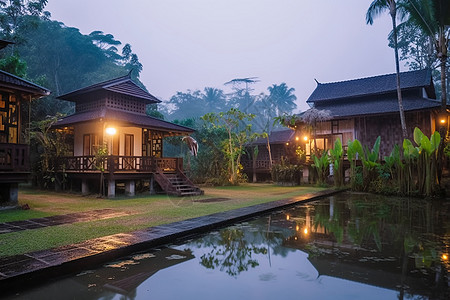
[105,260,139,268]
[166,254,187,260]
[133,253,155,260]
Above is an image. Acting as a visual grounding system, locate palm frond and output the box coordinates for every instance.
[366,0,389,25]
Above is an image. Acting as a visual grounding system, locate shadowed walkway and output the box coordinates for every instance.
[0,209,129,234]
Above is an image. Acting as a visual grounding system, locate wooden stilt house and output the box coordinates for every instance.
[302,69,444,157]
[0,69,50,203]
[53,74,203,197]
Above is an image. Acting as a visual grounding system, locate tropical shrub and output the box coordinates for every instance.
[329,138,344,187]
[312,150,329,186]
[271,158,303,186]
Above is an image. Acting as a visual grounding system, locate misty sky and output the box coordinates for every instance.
[46,0,401,112]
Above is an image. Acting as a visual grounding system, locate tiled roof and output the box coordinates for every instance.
[0,69,50,96]
[307,69,432,103]
[53,107,194,134]
[315,96,440,118]
[252,129,295,145]
[57,74,161,104]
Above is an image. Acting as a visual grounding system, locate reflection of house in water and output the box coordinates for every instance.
[14,248,194,299]
[278,197,446,298]
[78,247,194,296]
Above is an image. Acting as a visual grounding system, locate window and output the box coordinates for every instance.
[0,93,18,143]
[83,134,99,155]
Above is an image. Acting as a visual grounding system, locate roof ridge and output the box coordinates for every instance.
[0,69,50,95]
[318,68,429,86]
[58,73,130,98]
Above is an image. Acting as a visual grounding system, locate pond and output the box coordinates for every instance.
[6,192,450,299]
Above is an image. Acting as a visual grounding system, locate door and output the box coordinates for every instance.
[124,134,134,169]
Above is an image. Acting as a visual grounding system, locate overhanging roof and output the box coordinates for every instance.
[252,129,295,145]
[57,74,161,104]
[53,108,194,134]
[0,69,50,97]
[307,69,433,103]
[315,96,440,118]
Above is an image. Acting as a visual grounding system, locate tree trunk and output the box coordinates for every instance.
[266,136,273,168]
[438,26,447,110]
[391,7,408,140]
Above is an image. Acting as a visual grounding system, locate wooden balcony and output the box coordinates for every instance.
[57,156,183,174]
[0,143,30,172]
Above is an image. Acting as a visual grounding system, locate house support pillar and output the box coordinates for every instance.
[1,183,19,204]
[81,179,89,195]
[125,180,135,196]
[149,176,155,195]
[108,179,116,198]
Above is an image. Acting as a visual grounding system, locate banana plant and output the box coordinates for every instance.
[356,136,381,191]
[347,139,362,190]
[312,150,329,185]
[402,138,419,194]
[413,127,440,196]
[329,138,344,187]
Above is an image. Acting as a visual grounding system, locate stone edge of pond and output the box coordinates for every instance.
[0,188,344,293]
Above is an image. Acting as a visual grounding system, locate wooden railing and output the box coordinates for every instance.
[0,143,30,171]
[57,155,182,173]
[241,159,281,170]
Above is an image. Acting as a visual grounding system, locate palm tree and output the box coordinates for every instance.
[367,0,408,139]
[401,0,449,110]
[203,87,226,113]
[267,83,297,116]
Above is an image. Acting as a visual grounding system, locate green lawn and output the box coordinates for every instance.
[0,184,325,257]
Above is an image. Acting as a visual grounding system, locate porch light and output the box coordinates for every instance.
[303,136,308,142]
[106,127,117,135]
[440,118,446,124]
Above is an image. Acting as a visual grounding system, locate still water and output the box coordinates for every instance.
[6,192,450,299]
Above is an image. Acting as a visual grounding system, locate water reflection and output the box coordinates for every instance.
[6,192,450,300]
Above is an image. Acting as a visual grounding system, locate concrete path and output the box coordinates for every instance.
[0,189,342,291]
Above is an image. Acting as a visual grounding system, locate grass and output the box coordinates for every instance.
[0,184,325,257]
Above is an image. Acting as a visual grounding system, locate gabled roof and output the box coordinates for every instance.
[57,74,161,104]
[316,95,440,118]
[0,69,50,97]
[53,107,194,134]
[307,69,433,103]
[252,129,295,145]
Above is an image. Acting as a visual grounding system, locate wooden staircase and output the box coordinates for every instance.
[154,171,204,197]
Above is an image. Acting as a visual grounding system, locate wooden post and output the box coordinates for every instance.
[108,179,115,198]
[150,175,155,195]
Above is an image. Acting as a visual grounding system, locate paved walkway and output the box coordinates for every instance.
[0,209,129,234]
[0,189,342,291]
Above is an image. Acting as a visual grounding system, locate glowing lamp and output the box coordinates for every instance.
[440,118,446,124]
[442,254,448,261]
[295,136,299,141]
[286,215,290,221]
[303,228,308,235]
[106,127,116,135]
[303,136,308,142]
[286,142,289,146]
[295,225,300,231]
